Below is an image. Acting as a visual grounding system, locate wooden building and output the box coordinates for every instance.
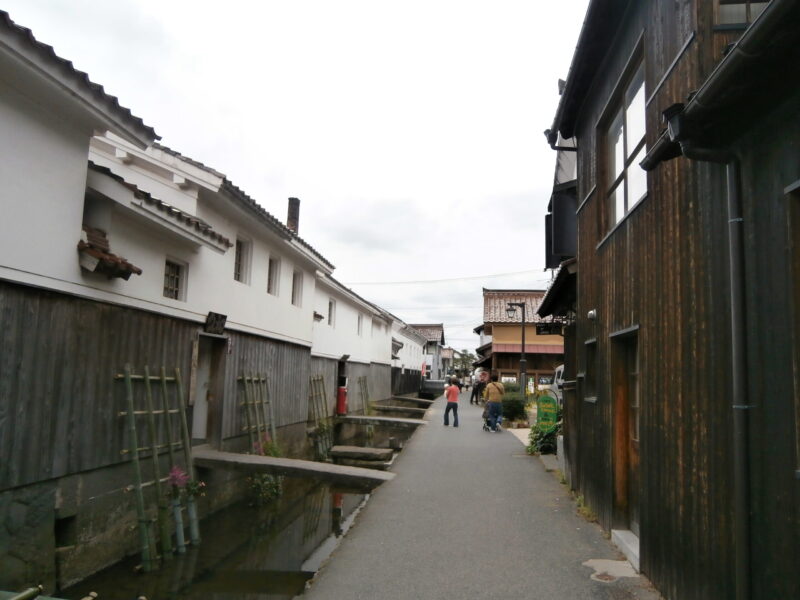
[539,1,800,599]
[474,289,563,389]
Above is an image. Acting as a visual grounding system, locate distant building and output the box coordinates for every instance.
[474,289,563,389]
[408,324,445,379]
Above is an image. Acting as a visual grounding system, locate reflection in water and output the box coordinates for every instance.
[62,479,367,600]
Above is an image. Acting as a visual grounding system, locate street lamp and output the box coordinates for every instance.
[506,302,527,394]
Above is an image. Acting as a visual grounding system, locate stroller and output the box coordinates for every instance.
[481,405,502,432]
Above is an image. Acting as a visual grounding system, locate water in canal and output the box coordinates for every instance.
[61,479,367,599]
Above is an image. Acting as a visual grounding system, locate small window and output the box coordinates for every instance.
[328,299,336,326]
[163,259,186,301]
[357,314,363,336]
[267,256,280,295]
[234,238,250,283]
[603,61,647,228]
[717,1,768,25]
[291,269,303,306]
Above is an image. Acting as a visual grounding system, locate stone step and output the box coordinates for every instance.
[192,446,394,490]
[329,445,394,461]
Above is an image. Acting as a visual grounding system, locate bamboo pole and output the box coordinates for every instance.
[144,365,172,561]
[160,367,185,555]
[250,372,265,449]
[124,365,154,572]
[175,368,200,545]
[256,376,271,442]
[241,374,256,451]
[266,376,277,443]
[8,585,43,600]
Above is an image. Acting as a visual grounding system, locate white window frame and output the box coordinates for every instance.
[233,237,251,284]
[328,298,336,327]
[291,269,303,307]
[267,256,280,296]
[357,314,363,336]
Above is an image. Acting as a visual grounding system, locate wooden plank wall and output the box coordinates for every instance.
[346,362,371,413]
[0,281,321,491]
[569,2,744,599]
[0,282,195,491]
[391,367,421,396]
[369,363,391,401]
[223,333,312,439]
[310,356,337,416]
[735,98,800,600]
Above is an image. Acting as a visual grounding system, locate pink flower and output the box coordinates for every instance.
[167,465,189,489]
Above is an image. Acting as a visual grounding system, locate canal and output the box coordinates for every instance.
[61,479,367,600]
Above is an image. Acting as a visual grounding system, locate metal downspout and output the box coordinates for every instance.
[680,143,750,600]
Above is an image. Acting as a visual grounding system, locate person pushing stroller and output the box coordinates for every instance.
[482,373,504,432]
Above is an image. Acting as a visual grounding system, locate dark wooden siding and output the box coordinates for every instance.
[310,356,338,416]
[567,1,800,598]
[392,367,421,396]
[369,363,391,402]
[0,281,318,491]
[734,97,800,600]
[0,281,196,491]
[223,334,312,439]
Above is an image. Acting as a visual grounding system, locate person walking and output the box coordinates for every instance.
[485,373,505,432]
[470,370,488,405]
[443,376,460,427]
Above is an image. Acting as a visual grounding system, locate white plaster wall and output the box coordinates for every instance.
[79,188,315,346]
[369,317,392,365]
[392,324,424,372]
[0,87,92,283]
[311,281,374,363]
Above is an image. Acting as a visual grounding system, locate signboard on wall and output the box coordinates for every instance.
[537,395,558,433]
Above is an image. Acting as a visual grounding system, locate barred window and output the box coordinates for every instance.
[163,260,185,300]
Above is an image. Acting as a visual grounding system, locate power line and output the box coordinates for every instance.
[345,269,550,286]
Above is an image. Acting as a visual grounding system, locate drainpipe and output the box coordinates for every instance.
[679,142,750,600]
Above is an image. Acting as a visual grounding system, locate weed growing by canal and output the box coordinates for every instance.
[248,435,285,505]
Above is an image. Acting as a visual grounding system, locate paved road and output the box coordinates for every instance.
[303,391,662,599]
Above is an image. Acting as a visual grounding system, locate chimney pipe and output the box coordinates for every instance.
[287,197,300,233]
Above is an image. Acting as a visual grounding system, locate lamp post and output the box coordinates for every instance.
[506,302,527,395]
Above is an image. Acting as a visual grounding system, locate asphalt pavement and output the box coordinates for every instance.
[302,390,662,600]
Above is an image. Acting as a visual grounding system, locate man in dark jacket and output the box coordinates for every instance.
[469,370,488,405]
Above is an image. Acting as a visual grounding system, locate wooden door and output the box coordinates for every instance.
[613,334,640,535]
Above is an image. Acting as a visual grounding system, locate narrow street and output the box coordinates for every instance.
[303,391,661,600]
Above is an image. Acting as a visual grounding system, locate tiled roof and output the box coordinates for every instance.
[1,10,157,144]
[88,162,233,248]
[220,180,334,271]
[78,225,142,280]
[482,289,548,324]
[408,324,445,344]
[146,143,334,270]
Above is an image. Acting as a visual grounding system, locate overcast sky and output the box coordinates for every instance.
[3,0,589,351]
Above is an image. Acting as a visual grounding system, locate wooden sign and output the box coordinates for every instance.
[537,395,558,433]
[204,312,227,334]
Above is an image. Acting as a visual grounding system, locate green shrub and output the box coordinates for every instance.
[526,406,563,455]
[501,392,527,422]
[502,382,521,394]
